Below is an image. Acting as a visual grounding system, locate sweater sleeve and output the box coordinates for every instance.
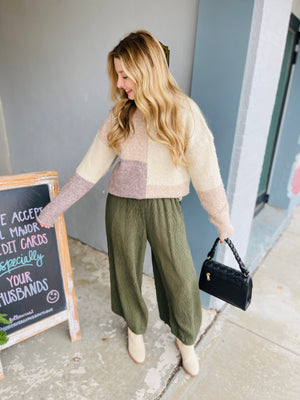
[37,111,117,227]
[75,111,117,184]
[36,173,94,227]
[185,99,234,240]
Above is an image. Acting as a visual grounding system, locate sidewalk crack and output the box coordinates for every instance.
[227,319,300,357]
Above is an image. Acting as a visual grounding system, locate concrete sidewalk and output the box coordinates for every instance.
[162,205,300,400]
[0,205,299,399]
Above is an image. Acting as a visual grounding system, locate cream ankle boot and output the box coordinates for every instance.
[175,338,199,377]
[127,327,146,364]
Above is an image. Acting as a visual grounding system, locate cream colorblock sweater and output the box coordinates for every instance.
[37,97,233,239]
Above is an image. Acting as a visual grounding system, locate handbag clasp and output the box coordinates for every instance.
[206,272,211,281]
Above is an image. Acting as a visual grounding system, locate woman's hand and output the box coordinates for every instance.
[39,222,51,229]
[219,237,229,243]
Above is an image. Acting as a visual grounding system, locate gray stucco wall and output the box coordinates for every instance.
[0,0,199,271]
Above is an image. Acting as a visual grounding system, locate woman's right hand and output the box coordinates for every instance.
[39,222,51,229]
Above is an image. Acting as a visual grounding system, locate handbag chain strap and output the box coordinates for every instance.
[207,238,249,277]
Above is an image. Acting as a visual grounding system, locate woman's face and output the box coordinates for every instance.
[114,58,136,100]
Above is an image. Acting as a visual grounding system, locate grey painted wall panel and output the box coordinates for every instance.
[190,0,255,186]
[0,0,199,275]
[184,0,255,281]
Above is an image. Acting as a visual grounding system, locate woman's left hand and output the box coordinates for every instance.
[219,237,229,243]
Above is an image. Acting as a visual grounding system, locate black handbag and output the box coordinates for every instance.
[199,238,253,310]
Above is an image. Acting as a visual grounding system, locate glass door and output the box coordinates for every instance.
[256,14,300,211]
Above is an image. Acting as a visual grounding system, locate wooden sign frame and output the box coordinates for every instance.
[0,171,81,379]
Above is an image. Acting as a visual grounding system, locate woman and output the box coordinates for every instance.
[37,30,234,377]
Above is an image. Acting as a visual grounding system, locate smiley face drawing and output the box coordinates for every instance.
[47,290,60,304]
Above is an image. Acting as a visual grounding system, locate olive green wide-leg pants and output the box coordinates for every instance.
[105,194,202,345]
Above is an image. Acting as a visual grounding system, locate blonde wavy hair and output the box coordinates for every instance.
[107,30,188,165]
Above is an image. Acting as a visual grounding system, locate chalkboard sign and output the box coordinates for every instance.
[0,171,80,379]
